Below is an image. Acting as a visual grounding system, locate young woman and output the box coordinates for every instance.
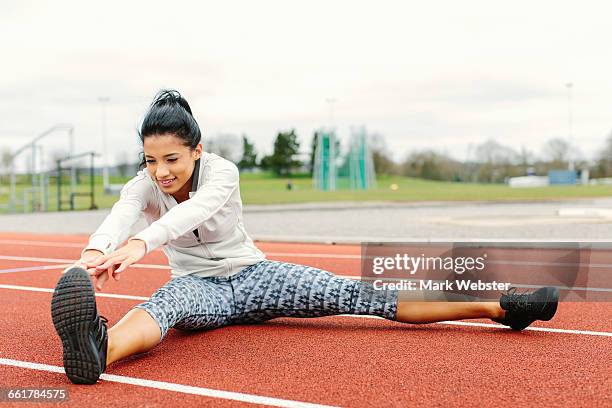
[51,90,559,385]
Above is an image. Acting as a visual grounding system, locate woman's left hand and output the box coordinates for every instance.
[84,239,147,283]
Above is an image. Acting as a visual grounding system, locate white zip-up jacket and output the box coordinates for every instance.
[83,152,266,278]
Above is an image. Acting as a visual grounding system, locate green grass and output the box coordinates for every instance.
[1,173,611,213]
[239,173,612,204]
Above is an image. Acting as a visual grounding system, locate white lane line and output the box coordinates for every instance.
[267,252,360,259]
[6,236,612,265]
[0,254,608,294]
[0,264,71,274]
[0,239,162,253]
[337,315,612,337]
[0,255,169,270]
[0,358,337,408]
[0,255,77,263]
[0,239,87,248]
[2,258,607,294]
[421,320,612,337]
[247,252,612,271]
[0,284,610,337]
[0,284,149,301]
[6,249,612,272]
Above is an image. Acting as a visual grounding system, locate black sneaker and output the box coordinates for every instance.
[494,287,559,331]
[51,267,108,384]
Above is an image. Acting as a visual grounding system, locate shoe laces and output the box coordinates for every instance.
[504,287,531,312]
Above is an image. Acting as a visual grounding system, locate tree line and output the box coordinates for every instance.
[4,129,612,183]
[212,130,612,182]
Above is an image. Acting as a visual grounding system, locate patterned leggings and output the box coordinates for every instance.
[136,260,398,339]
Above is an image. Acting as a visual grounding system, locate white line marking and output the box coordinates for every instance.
[0,239,87,248]
[0,239,162,253]
[5,247,612,272]
[0,253,608,293]
[267,252,360,259]
[337,315,612,337]
[418,320,612,337]
[0,264,71,274]
[0,255,169,270]
[0,284,149,301]
[0,255,77,263]
[0,358,337,408]
[0,284,609,337]
[1,258,606,293]
[233,252,612,272]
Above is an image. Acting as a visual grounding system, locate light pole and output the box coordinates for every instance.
[566,83,574,171]
[325,97,337,190]
[98,97,110,191]
[325,97,336,127]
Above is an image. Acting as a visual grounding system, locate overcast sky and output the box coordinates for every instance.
[2,0,612,171]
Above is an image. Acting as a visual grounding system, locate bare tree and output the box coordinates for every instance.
[206,134,243,164]
[401,150,462,181]
[517,146,535,174]
[474,139,519,182]
[474,139,518,165]
[368,133,398,175]
[593,130,612,177]
[542,138,570,168]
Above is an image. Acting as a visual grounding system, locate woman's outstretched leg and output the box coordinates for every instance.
[230,261,557,331]
[395,301,504,323]
[396,286,559,330]
[106,308,161,366]
[232,262,502,323]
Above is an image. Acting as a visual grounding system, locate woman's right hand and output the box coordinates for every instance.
[67,249,113,291]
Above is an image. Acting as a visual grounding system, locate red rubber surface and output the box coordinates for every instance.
[0,232,610,407]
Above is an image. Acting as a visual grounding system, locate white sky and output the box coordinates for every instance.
[2,0,612,170]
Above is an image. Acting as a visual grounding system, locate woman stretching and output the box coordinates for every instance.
[51,90,559,384]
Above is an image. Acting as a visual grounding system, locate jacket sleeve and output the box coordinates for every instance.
[82,172,153,256]
[132,160,239,254]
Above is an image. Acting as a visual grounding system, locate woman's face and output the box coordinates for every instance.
[144,134,202,195]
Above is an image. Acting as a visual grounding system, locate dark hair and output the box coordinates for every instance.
[138,89,202,168]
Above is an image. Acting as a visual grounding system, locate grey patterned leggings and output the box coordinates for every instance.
[135,260,398,339]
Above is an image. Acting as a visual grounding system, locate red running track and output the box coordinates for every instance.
[0,232,610,407]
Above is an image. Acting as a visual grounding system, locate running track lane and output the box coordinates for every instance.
[0,290,610,406]
[0,235,609,332]
[0,233,610,406]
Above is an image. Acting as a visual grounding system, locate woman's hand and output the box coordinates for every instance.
[61,248,105,287]
[68,249,101,266]
[84,239,147,290]
[64,249,103,273]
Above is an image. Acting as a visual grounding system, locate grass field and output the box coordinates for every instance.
[1,173,611,213]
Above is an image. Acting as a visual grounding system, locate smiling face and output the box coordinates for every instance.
[144,134,202,199]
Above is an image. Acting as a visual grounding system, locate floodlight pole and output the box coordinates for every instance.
[326,97,337,191]
[566,83,574,171]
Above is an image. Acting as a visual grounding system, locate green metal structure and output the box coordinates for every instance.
[313,127,376,191]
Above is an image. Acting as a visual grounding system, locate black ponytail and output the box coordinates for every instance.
[138,90,202,169]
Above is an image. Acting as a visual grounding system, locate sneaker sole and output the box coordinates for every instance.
[51,267,103,384]
[538,286,559,321]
